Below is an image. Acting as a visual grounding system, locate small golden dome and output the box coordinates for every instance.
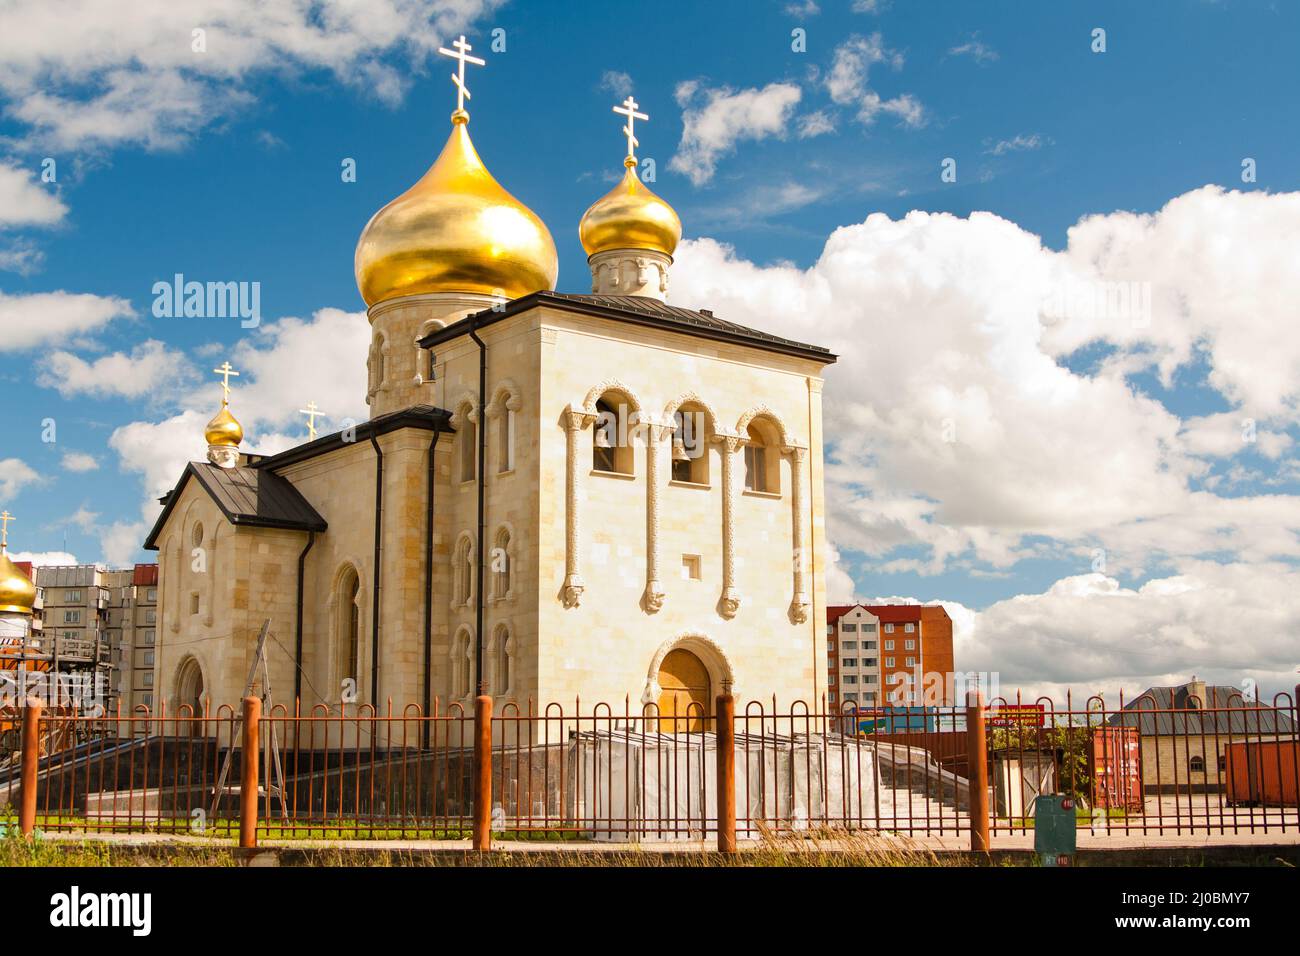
[355,112,559,306]
[579,158,682,259]
[0,551,36,615]
[205,403,243,447]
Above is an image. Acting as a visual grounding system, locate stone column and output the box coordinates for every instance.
[562,405,593,608]
[716,435,744,618]
[785,445,810,623]
[643,420,668,613]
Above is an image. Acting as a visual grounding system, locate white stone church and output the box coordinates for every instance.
[144,46,835,722]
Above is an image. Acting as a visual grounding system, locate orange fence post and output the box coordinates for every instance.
[473,695,493,852]
[239,695,261,849]
[966,690,990,855]
[18,699,41,838]
[716,693,737,854]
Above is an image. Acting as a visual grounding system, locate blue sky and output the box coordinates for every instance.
[1,0,1297,692]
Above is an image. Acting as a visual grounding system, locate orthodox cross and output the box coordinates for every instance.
[438,35,486,113]
[299,401,325,441]
[213,362,240,404]
[0,510,12,552]
[613,95,649,160]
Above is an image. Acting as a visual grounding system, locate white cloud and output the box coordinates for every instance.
[0,0,504,151]
[785,0,820,15]
[797,110,836,139]
[824,35,924,128]
[851,0,886,12]
[0,290,133,352]
[38,340,194,399]
[599,70,633,98]
[669,186,1300,580]
[0,161,67,227]
[60,451,99,473]
[8,550,79,567]
[949,35,999,65]
[987,133,1042,155]
[670,81,803,186]
[0,458,40,497]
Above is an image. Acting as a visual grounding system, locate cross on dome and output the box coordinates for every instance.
[213,362,240,404]
[613,95,649,161]
[299,401,325,441]
[0,510,12,552]
[438,35,486,115]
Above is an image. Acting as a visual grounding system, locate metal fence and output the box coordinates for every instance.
[2,688,1297,848]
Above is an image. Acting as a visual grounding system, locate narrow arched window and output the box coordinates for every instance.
[671,406,710,485]
[454,536,474,606]
[339,568,360,685]
[451,628,473,699]
[492,527,511,600]
[744,419,781,494]
[592,393,634,475]
[493,624,513,696]
[459,411,477,483]
[498,405,515,473]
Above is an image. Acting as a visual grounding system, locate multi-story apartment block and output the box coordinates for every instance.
[827,603,954,710]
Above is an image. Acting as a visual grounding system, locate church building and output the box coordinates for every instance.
[143,39,836,722]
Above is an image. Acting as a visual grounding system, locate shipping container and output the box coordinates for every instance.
[1090,726,1143,812]
[1224,740,1300,807]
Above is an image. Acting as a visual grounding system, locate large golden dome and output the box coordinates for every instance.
[355,111,558,306]
[0,551,36,615]
[579,158,682,259]
[205,403,243,447]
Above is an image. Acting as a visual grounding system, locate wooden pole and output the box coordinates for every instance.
[18,699,41,838]
[472,695,493,852]
[966,690,990,855]
[716,693,737,854]
[239,695,260,849]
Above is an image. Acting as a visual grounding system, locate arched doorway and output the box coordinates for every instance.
[657,648,711,734]
[175,656,205,736]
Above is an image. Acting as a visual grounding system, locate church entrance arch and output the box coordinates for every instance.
[175,656,205,736]
[656,648,711,734]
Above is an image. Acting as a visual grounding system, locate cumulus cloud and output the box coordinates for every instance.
[949,35,999,65]
[8,550,79,567]
[670,81,803,185]
[38,339,194,399]
[599,70,633,98]
[60,451,99,473]
[0,161,67,227]
[0,290,133,351]
[670,186,1300,581]
[824,34,924,128]
[0,0,503,151]
[0,458,40,497]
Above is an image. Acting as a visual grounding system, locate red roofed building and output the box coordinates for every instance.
[826,603,954,709]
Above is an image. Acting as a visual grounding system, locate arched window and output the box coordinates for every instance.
[498,405,515,473]
[191,522,204,548]
[744,419,781,494]
[493,624,513,696]
[1189,756,1206,774]
[671,404,710,485]
[593,393,633,475]
[338,567,361,686]
[451,627,473,699]
[491,527,511,601]
[453,535,474,607]
[459,410,477,483]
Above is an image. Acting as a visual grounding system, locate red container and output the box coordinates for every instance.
[1091,726,1143,811]
[1225,741,1300,807]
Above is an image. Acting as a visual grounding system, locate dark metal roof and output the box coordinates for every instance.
[1107,684,1296,735]
[143,462,327,550]
[419,291,836,363]
[253,404,453,472]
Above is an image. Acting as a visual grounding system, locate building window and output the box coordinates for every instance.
[681,554,702,580]
[63,610,80,624]
[1218,755,1227,773]
[145,610,156,624]
[842,623,857,632]
[189,592,200,615]
[491,527,512,600]
[905,656,916,667]
[493,624,513,696]
[829,691,837,704]
[498,405,515,474]
[864,658,877,667]
[1189,756,1206,774]
[862,623,877,633]
[743,418,781,494]
[143,630,155,645]
[884,623,895,633]
[864,641,876,650]
[843,658,857,668]
[905,622,915,633]
[827,640,835,653]
[670,405,709,484]
[843,641,857,651]
[454,536,474,607]
[905,639,916,650]
[828,675,836,686]
[885,657,895,668]
[338,567,361,686]
[142,672,154,688]
[451,628,473,699]
[593,395,634,475]
[459,409,477,482]
[66,589,82,602]
[864,676,877,684]
[844,676,857,685]
[147,588,157,602]
[864,692,876,702]
[143,651,155,666]
[884,640,895,651]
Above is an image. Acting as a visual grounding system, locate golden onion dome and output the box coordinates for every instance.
[354,111,558,306]
[205,402,243,447]
[0,550,36,615]
[579,157,682,259]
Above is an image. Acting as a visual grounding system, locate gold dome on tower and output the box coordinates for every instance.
[0,511,35,615]
[354,37,557,308]
[204,404,243,447]
[579,156,682,258]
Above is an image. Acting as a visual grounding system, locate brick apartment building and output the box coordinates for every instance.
[826,604,954,709]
